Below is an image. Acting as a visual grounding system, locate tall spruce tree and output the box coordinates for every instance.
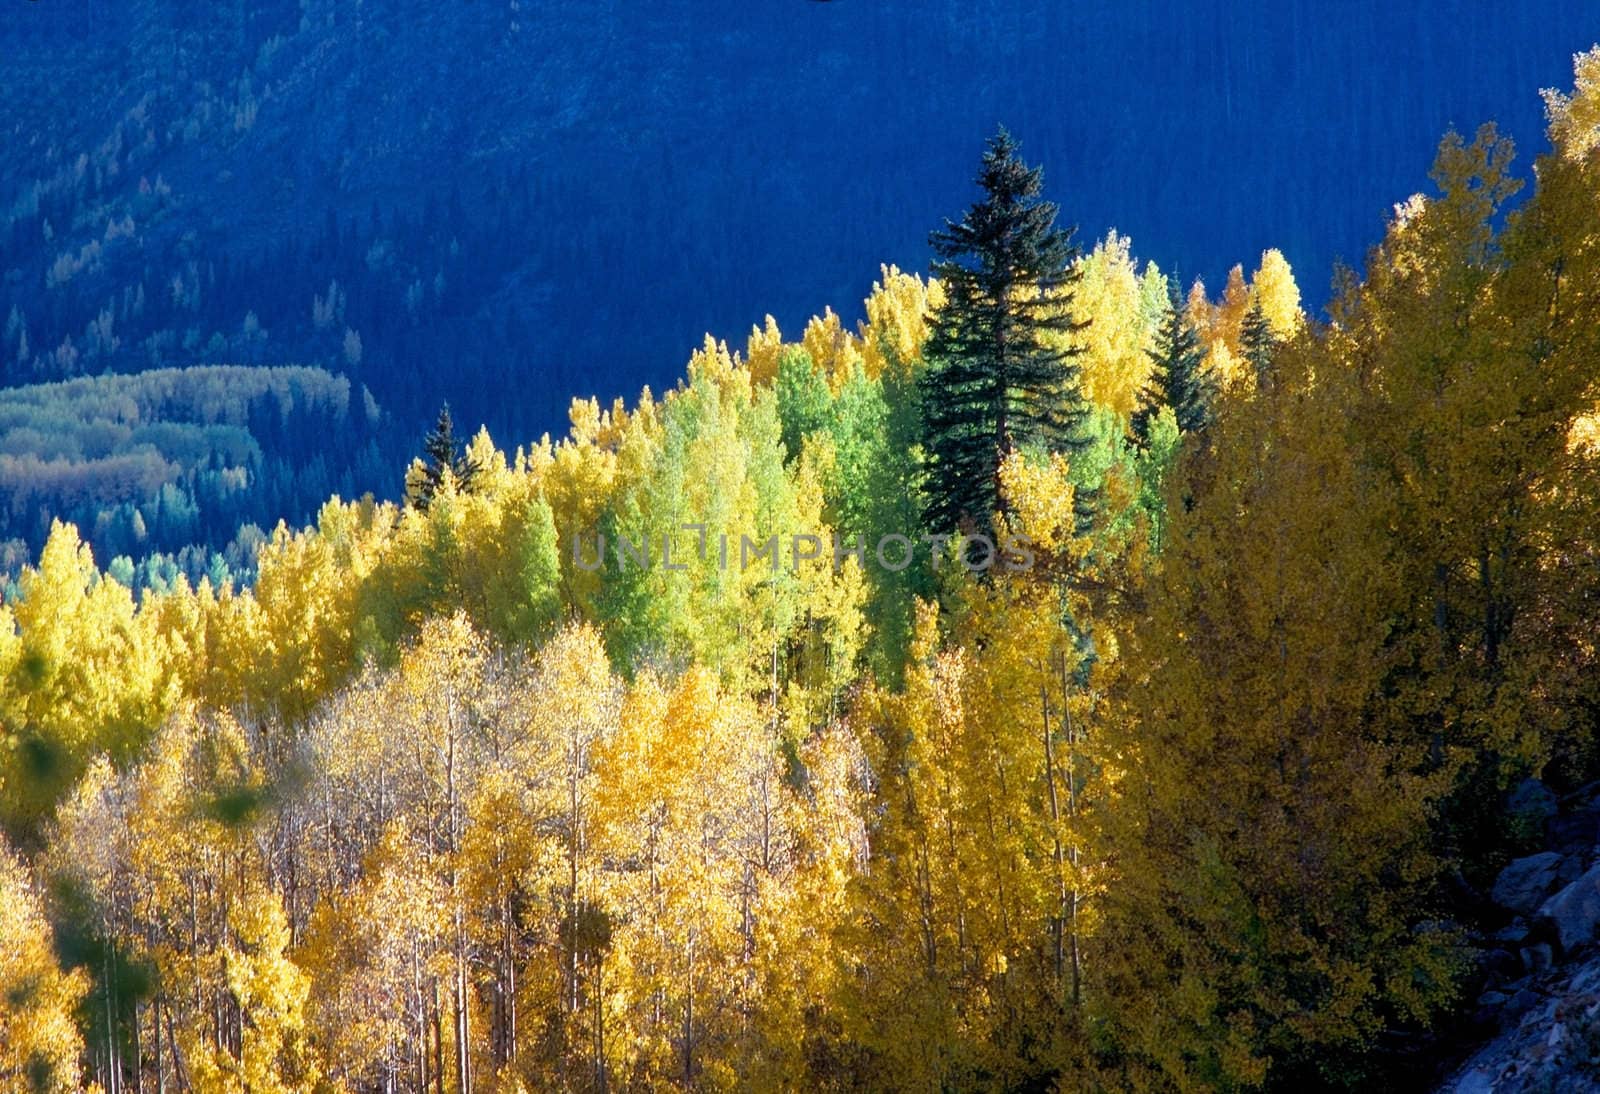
[1240,298,1277,391]
[1133,277,1214,443]
[406,401,481,509]
[919,129,1089,534]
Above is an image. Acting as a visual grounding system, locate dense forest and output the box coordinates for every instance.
[3,0,1596,574]
[5,39,1600,1094]
[0,365,389,589]
[4,0,1594,603]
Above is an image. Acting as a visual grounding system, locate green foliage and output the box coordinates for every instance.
[1132,405,1181,554]
[919,129,1090,535]
[774,345,830,463]
[405,402,481,511]
[1134,276,1215,441]
[0,365,381,583]
[7,59,1600,1090]
[507,493,562,643]
[1240,299,1277,389]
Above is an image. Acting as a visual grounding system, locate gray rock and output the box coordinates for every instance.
[1482,947,1524,985]
[1496,921,1531,946]
[1507,987,1543,1025]
[1451,1069,1494,1094]
[1438,951,1600,1093]
[1522,943,1555,974]
[1547,810,1600,854]
[1494,853,1567,917]
[1537,863,1600,956]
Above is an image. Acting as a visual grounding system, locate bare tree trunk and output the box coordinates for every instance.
[414,944,428,1094]
[496,896,517,1067]
[593,955,606,1092]
[432,981,445,1094]
[568,759,581,1018]
[455,947,470,1094]
[445,683,470,1094]
[507,905,517,1065]
[163,1005,191,1094]
[133,996,144,1094]
[105,941,119,1094]
[1041,682,1067,995]
[1059,653,1082,1007]
[154,993,165,1094]
[683,937,695,1089]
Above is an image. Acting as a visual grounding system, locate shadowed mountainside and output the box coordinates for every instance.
[1,0,1596,533]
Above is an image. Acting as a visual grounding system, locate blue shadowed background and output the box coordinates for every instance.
[0,0,1595,558]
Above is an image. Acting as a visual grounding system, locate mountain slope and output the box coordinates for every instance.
[2,0,1596,489]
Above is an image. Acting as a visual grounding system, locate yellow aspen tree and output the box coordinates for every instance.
[186,891,319,1093]
[390,612,493,1092]
[1542,45,1600,162]
[49,706,296,1094]
[457,766,546,1085]
[1092,322,1458,1089]
[299,822,449,1091]
[543,395,631,617]
[523,622,622,1086]
[249,520,354,722]
[858,264,944,381]
[3,521,175,832]
[1066,231,1156,418]
[1333,97,1600,866]
[0,842,86,1093]
[745,315,786,387]
[1183,277,1211,332]
[590,667,769,1089]
[192,577,265,712]
[835,601,992,1089]
[737,718,868,1089]
[1213,264,1251,351]
[1248,248,1303,338]
[801,307,864,392]
[1517,47,1600,762]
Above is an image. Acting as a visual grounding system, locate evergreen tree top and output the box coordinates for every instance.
[1241,299,1277,391]
[424,402,461,467]
[1133,274,1214,441]
[931,128,1077,290]
[408,400,481,510]
[919,128,1092,536]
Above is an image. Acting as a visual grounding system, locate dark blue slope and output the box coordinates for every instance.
[0,0,1595,447]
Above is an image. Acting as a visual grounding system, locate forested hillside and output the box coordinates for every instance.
[0,365,388,583]
[3,49,1600,1092]
[2,0,1597,571]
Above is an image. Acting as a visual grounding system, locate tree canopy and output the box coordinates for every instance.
[5,48,1600,1093]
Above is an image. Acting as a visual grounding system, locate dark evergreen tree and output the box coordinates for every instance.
[1133,277,1215,443]
[406,401,481,509]
[918,128,1089,534]
[1240,298,1277,392]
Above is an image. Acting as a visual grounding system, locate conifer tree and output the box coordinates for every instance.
[1133,278,1214,443]
[919,129,1088,534]
[406,402,481,510]
[1240,298,1276,391]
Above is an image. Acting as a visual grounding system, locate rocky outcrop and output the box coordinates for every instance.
[1537,865,1600,957]
[1491,853,1565,919]
[1437,781,1600,1091]
[1440,955,1600,1093]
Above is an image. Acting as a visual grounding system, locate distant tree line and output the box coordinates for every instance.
[0,366,388,592]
